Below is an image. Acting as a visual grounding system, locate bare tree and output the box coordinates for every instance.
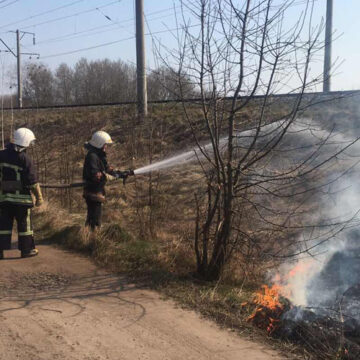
[158,0,358,280]
[147,66,196,100]
[18,58,197,106]
[55,63,74,105]
[73,58,91,104]
[23,62,54,106]
[71,58,137,104]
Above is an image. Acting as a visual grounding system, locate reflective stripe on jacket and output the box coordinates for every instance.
[0,144,37,207]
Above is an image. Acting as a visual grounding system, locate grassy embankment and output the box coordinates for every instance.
[3,95,360,358]
[1,102,287,350]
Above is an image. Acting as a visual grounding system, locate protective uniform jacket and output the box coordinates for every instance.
[83,144,112,195]
[0,143,37,207]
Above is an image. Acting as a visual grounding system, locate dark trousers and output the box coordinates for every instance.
[85,199,102,230]
[0,204,35,251]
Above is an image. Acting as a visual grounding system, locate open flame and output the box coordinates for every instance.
[247,284,289,334]
[253,284,284,310]
[245,234,360,358]
[247,261,318,334]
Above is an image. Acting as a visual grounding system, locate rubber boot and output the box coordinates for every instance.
[21,249,39,258]
[0,250,3,260]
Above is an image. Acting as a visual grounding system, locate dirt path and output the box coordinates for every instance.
[0,244,284,360]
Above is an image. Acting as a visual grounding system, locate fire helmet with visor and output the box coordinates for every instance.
[12,128,36,148]
[89,131,113,149]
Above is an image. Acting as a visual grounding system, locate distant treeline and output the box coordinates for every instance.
[4,58,197,107]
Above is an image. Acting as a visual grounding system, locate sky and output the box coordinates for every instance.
[0,0,359,92]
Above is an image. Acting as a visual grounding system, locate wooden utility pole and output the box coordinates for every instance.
[135,0,148,117]
[323,0,333,93]
[16,30,22,108]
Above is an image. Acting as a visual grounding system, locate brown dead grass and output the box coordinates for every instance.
[5,98,358,360]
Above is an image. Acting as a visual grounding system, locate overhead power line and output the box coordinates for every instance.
[41,24,200,59]
[0,0,85,29]
[41,36,134,59]
[0,0,18,10]
[36,23,117,45]
[35,8,182,46]
[20,0,122,30]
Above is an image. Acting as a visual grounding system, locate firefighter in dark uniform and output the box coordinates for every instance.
[83,131,134,230]
[0,128,43,259]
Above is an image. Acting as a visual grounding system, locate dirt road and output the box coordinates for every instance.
[0,244,284,360]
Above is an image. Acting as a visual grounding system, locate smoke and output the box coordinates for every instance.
[270,120,360,321]
[273,173,360,308]
[133,115,360,320]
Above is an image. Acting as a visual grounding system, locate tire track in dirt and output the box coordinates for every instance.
[0,245,285,360]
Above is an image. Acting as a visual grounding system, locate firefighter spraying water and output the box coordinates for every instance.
[32,129,219,232]
[82,131,134,230]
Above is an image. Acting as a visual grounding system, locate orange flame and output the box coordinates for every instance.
[247,284,287,334]
[253,284,284,310]
[248,261,315,334]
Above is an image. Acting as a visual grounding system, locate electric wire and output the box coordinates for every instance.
[1,0,323,88]
[0,0,18,10]
[0,0,85,29]
[41,24,200,59]
[95,2,133,37]
[33,6,182,46]
[36,12,181,46]
[37,23,120,45]
[40,36,134,59]
[270,0,320,10]
[20,0,121,30]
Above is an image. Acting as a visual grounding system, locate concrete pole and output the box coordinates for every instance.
[16,30,22,108]
[323,0,333,93]
[135,0,148,117]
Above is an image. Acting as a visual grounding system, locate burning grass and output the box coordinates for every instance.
[242,282,360,360]
[245,285,290,335]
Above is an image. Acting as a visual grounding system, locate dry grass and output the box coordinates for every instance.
[4,98,359,360]
[33,202,163,276]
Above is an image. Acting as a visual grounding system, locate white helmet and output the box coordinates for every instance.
[89,131,113,149]
[13,128,36,148]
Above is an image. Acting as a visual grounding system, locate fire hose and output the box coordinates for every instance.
[39,170,135,189]
[40,182,85,189]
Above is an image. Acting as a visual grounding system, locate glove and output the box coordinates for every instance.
[105,173,117,181]
[30,183,44,207]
